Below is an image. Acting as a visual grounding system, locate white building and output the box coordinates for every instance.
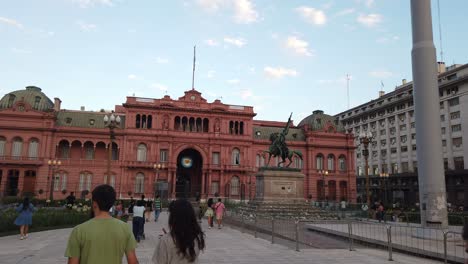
[336,62,468,177]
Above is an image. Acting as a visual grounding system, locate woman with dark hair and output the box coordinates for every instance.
[152,199,205,263]
[204,198,214,229]
[14,197,35,240]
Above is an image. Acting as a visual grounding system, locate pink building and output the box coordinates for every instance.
[0,86,356,202]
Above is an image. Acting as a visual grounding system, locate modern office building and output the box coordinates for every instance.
[335,62,468,208]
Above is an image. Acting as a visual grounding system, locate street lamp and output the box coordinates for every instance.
[318,169,329,202]
[153,163,164,197]
[359,131,373,209]
[380,172,389,205]
[48,159,61,201]
[103,112,121,189]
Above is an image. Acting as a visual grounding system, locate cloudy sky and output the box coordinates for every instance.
[0,0,467,123]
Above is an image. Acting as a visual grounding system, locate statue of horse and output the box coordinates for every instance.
[264,149,303,167]
[264,132,303,167]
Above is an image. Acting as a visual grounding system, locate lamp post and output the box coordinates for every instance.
[103,112,121,189]
[359,131,373,209]
[48,159,61,201]
[153,163,164,197]
[318,169,328,202]
[380,172,389,206]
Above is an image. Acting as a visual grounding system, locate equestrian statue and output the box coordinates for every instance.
[264,113,303,168]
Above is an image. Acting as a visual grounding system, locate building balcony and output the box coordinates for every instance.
[0,155,43,166]
[57,158,121,167]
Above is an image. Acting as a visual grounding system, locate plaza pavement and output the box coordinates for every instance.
[0,212,444,264]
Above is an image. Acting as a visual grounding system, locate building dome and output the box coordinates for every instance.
[0,86,54,112]
[298,110,345,132]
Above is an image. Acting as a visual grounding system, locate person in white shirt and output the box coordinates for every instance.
[132,200,146,242]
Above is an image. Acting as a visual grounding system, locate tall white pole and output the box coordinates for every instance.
[410,0,448,227]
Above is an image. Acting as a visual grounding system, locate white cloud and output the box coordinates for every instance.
[128,74,137,80]
[76,20,97,32]
[232,0,258,24]
[205,39,219,46]
[285,36,314,57]
[0,17,23,29]
[156,57,169,64]
[151,83,168,91]
[70,0,113,8]
[248,67,256,74]
[334,8,355,17]
[296,6,326,25]
[227,79,240,85]
[11,48,31,54]
[369,70,393,78]
[207,70,215,78]
[240,89,253,99]
[195,0,225,12]
[271,33,279,39]
[264,67,298,79]
[365,0,375,8]
[224,37,246,47]
[357,13,382,27]
[376,35,399,43]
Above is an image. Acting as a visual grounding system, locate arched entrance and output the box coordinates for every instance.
[176,148,203,198]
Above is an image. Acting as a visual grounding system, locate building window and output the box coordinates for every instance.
[400,135,407,143]
[412,145,417,151]
[28,139,39,159]
[232,148,240,165]
[60,143,70,159]
[454,157,464,170]
[441,127,446,134]
[135,173,145,193]
[33,96,41,110]
[53,173,60,191]
[413,161,418,172]
[411,122,415,128]
[444,158,448,170]
[104,174,115,188]
[12,138,23,158]
[401,146,408,152]
[448,97,459,107]
[391,163,398,174]
[79,172,92,191]
[327,155,335,171]
[451,124,461,132]
[294,157,303,169]
[411,134,416,140]
[450,111,460,120]
[380,129,386,135]
[54,172,67,191]
[338,156,346,171]
[390,138,396,145]
[230,176,240,195]
[452,137,462,148]
[381,149,387,156]
[211,181,219,195]
[391,148,397,154]
[160,149,168,162]
[357,166,362,176]
[440,115,445,122]
[380,139,386,147]
[84,143,94,160]
[373,166,379,175]
[442,140,446,147]
[137,144,147,162]
[400,124,406,131]
[316,155,324,170]
[390,127,396,135]
[401,162,409,173]
[0,137,5,156]
[213,152,220,165]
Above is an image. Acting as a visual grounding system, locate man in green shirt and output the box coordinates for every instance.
[65,184,138,264]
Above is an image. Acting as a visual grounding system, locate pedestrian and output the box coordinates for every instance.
[146,198,153,222]
[154,194,162,222]
[204,198,214,229]
[377,202,385,222]
[115,200,123,219]
[214,198,225,229]
[132,200,146,242]
[152,199,205,264]
[14,197,35,240]
[128,196,135,217]
[463,222,468,264]
[65,192,76,207]
[65,184,138,264]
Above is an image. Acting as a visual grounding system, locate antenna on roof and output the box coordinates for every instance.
[192,45,196,90]
[437,0,444,62]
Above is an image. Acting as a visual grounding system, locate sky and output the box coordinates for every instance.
[1,0,467,124]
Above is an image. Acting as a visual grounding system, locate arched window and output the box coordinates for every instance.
[136,114,141,128]
[235,121,239,135]
[232,148,240,165]
[229,121,234,134]
[0,136,6,157]
[12,137,23,158]
[175,116,181,130]
[230,176,240,195]
[54,171,67,191]
[240,122,244,135]
[59,140,70,159]
[196,118,202,132]
[84,142,94,160]
[28,139,39,159]
[339,155,347,171]
[316,154,324,170]
[182,116,188,131]
[104,174,116,188]
[137,144,147,162]
[135,173,145,193]
[203,118,209,132]
[79,172,92,191]
[189,117,195,132]
[327,154,335,171]
[147,115,152,129]
[142,115,147,129]
[33,96,41,110]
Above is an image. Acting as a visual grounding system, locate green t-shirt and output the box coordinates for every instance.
[65,217,137,264]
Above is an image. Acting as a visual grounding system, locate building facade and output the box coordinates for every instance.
[335,62,468,208]
[0,86,356,202]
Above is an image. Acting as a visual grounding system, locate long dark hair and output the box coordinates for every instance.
[207,198,213,208]
[168,199,205,262]
[22,197,30,211]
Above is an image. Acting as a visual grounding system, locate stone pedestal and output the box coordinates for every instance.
[255,167,305,202]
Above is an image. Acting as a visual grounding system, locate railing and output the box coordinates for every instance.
[224,209,467,264]
[0,155,43,164]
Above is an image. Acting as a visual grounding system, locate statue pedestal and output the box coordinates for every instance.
[255,167,305,202]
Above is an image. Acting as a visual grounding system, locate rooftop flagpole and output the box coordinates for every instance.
[192,45,196,90]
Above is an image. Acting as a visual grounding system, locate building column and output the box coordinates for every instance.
[201,169,206,197]
[410,0,448,227]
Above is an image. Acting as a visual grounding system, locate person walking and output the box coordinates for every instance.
[14,197,35,240]
[65,184,138,264]
[214,198,225,229]
[377,202,385,222]
[132,200,146,242]
[153,195,162,222]
[152,199,205,264]
[204,198,214,229]
[115,200,123,219]
[65,192,76,207]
